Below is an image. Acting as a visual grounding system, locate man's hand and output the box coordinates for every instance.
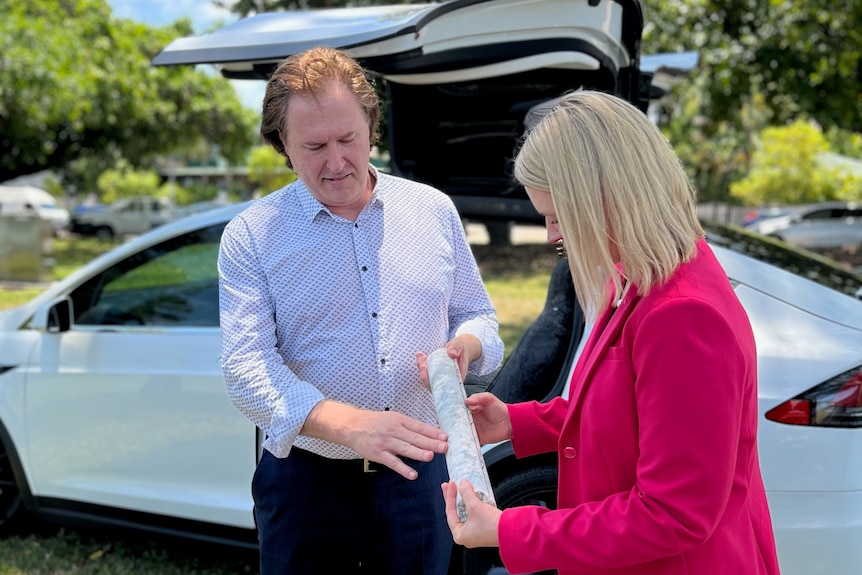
[302,400,448,480]
[442,478,502,548]
[416,334,482,390]
[445,334,483,381]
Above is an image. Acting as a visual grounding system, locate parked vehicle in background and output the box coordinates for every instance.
[0,185,71,236]
[71,195,174,239]
[742,206,796,229]
[744,201,862,250]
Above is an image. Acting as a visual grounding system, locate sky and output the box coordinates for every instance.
[107,0,266,111]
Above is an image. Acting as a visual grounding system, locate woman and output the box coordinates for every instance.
[440,91,780,574]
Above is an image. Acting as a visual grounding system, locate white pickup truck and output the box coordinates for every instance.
[71,196,174,239]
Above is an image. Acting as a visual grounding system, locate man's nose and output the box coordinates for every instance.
[325,146,346,171]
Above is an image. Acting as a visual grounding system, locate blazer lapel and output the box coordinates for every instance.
[568,289,640,411]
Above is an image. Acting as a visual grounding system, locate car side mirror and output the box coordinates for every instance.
[30,296,74,333]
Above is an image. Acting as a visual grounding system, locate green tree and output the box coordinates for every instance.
[729,120,844,205]
[0,0,259,193]
[247,145,297,196]
[643,1,862,134]
[97,162,164,204]
[643,0,862,200]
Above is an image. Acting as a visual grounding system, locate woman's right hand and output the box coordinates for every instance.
[464,392,512,445]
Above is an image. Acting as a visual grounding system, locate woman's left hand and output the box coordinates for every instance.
[441,478,502,548]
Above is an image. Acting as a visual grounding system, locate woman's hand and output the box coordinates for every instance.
[442,479,502,548]
[464,392,512,445]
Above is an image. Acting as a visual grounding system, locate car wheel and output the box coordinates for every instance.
[461,464,558,575]
[0,440,25,534]
[95,226,114,240]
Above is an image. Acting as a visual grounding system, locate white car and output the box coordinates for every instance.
[744,201,862,250]
[0,185,71,236]
[1,201,861,575]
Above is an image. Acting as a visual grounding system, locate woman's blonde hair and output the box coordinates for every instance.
[514,90,703,319]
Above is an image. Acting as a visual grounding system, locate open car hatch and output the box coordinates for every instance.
[154,0,647,232]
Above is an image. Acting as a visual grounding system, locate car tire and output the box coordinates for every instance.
[460,463,559,575]
[0,440,26,535]
[95,226,115,240]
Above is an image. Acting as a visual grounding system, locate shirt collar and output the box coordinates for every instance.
[297,164,383,223]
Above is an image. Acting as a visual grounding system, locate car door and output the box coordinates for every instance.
[783,207,858,248]
[113,197,152,235]
[22,222,256,529]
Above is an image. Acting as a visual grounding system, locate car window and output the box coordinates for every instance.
[801,209,838,221]
[703,220,862,298]
[72,223,225,327]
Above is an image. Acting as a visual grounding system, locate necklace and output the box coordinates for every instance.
[614,280,631,308]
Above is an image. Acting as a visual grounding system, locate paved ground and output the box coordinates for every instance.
[465,223,548,246]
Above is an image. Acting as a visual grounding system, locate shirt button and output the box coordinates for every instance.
[380,358,386,365]
[563,446,577,459]
[361,266,368,272]
[371,312,377,318]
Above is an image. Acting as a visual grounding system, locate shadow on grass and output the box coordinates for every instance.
[2,519,259,575]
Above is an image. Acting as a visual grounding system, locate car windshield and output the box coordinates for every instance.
[703,220,862,298]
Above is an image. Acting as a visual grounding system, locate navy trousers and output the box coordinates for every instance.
[252,447,452,574]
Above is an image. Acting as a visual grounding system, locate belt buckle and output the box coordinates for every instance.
[362,458,377,473]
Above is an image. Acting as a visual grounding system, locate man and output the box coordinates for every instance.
[218,46,503,574]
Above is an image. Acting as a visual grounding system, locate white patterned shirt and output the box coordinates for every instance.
[218,167,503,459]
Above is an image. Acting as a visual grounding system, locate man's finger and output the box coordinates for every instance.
[389,458,419,480]
[400,415,448,443]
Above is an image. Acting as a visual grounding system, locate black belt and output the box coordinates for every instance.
[292,446,388,474]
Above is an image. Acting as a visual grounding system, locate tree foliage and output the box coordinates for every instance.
[246,145,297,196]
[97,162,165,204]
[729,121,840,205]
[0,0,259,194]
[642,1,862,202]
[643,0,862,134]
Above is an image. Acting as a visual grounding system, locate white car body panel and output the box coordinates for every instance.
[715,246,862,575]
[0,205,258,530]
[22,327,255,528]
[155,0,633,84]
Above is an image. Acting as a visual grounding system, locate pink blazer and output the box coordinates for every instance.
[499,240,780,575]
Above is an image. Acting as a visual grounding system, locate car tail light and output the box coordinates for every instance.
[765,365,862,427]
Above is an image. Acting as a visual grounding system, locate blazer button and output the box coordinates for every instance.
[563,446,577,459]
